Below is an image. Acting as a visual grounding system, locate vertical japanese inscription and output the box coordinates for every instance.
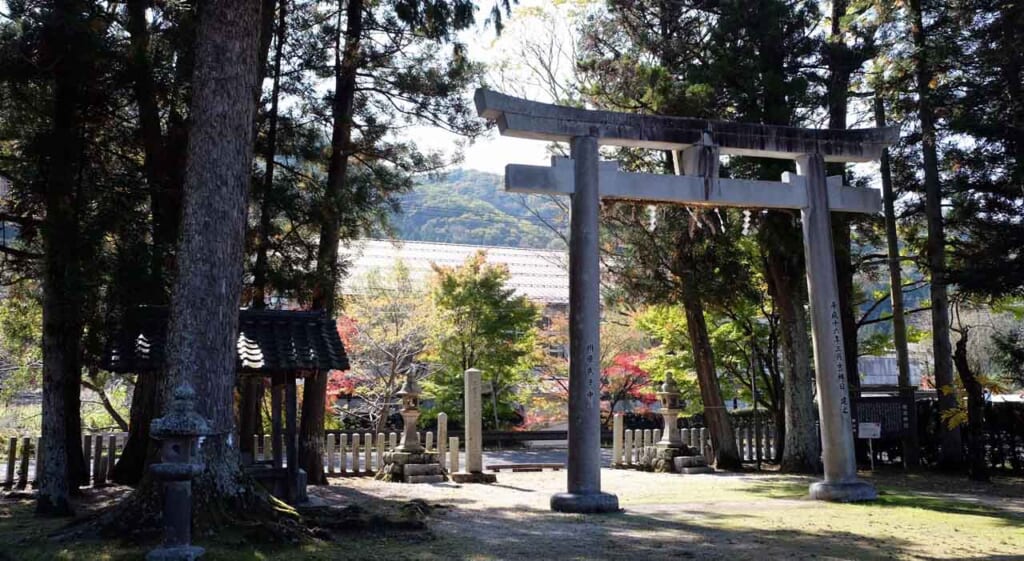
[830,300,850,416]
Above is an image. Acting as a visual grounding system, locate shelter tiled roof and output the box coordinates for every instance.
[341,239,569,304]
[104,307,349,375]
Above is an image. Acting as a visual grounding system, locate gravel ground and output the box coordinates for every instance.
[312,460,1024,561]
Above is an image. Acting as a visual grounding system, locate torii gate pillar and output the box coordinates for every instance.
[550,134,620,514]
[798,154,877,501]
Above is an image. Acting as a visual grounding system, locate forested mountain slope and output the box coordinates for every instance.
[383,169,567,249]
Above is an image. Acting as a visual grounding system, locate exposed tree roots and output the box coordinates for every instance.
[49,480,440,548]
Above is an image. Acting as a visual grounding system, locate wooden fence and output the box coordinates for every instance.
[610,417,779,468]
[2,432,129,489]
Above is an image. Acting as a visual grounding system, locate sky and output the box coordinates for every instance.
[410,1,885,188]
[406,1,569,176]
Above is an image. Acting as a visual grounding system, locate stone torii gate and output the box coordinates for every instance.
[475,89,898,512]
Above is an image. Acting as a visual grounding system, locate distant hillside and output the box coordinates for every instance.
[384,169,568,250]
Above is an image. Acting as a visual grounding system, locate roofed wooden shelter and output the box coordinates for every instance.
[105,306,349,504]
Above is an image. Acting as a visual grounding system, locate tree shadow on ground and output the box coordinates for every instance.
[414,501,916,561]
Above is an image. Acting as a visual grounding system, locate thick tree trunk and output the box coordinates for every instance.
[37,0,91,516]
[875,96,921,467]
[952,331,988,482]
[679,286,741,470]
[762,213,821,474]
[111,375,156,484]
[300,0,364,484]
[162,0,262,497]
[825,0,860,397]
[773,407,786,463]
[115,0,190,484]
[241,0,287,466]
[908,0,962,468]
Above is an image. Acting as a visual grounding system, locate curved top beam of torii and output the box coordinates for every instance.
[474,89,899,163]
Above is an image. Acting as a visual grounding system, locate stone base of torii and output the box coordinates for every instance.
[475,89,894,511]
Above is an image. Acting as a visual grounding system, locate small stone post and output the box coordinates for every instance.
[437,413,448,467]
[611,413,624,467]
[147,384,211,561]
[448,437,459,473]
[452,368,495,483]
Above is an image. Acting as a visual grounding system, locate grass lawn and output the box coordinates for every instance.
[1,469,1022,560]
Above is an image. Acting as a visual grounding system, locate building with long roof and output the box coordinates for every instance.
[340,238,569,306]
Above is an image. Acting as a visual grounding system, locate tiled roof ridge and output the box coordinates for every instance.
[353,237,567,255]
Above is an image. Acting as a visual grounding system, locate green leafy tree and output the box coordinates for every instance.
[423,251,539,429]
[340,261,433,433]
[0,283,43,402]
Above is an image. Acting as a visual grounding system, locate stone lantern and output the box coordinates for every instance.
[395,369,423,453]
[376,368,445,483]
[656,370,684,449]
[147,383,211,561]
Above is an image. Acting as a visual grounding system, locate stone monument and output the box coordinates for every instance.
[451,368,496,484]
[376,370,445,483]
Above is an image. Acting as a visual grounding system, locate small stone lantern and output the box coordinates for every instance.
[395,369,423,453]
[147,384,211,561]
[656,370,683,449]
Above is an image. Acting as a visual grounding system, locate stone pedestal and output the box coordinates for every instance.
[673,454,713,474]
[375,451,446,484]
[396,409,423,453]
[809,480,878,502]
[450,470,497,484]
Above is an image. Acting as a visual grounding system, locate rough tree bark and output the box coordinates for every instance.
[241,0,286,465]
[300,0,364,485]
[825,0,861,399]
[680,291,741,470]
[762,213,821,474]
[952,328,989,482]
[875,96,920,467]
[113,0,191,484]
[673,225,741,470]
[908,0,962,468]
[161,0,262,498]
[37,0,91,516]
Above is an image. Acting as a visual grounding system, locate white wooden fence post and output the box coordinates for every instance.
[105,436,116,479]
[326,434,336,475]
[339,434,348,475]
[82,435,93,485]
[364,432,373,473]
[92,437,105,486]
[4,437,16,487]
[350,433,360,475]
[612,413,623,467]
[16,437,30,490]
